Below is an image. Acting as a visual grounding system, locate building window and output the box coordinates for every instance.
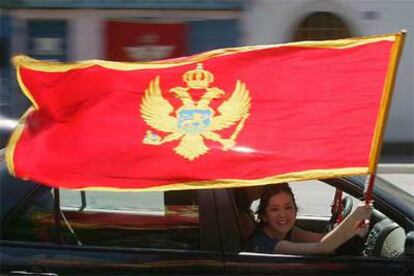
[293,12,351,41]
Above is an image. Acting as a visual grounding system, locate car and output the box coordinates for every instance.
[0,157,413,275]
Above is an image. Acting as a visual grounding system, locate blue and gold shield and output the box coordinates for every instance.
[177,108,212,134]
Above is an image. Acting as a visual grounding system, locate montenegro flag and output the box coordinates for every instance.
[6,32,404,191]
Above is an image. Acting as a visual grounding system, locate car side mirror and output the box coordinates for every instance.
[405,231,414,256]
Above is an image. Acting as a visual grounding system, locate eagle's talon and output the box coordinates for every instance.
[143,130,162,145]
[222,140,236,151]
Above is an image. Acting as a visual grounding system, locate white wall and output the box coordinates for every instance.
[243,0,413,144]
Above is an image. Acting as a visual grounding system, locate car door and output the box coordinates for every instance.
[1,179,224,275]
[216,184,412,275]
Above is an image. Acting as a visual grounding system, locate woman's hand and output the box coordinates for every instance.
[354,219,370,237]
[316,202,373,254]
[350,202,373,237]
[350,202,373,221]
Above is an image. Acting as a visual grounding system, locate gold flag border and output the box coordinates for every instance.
[13,32,397,73]
[63,167,369,192]
[367,32,405,172]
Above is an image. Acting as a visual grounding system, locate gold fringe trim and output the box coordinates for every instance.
[71,167,369,192]
[5,107,35,177]
[15,64,39,109]
[368,31,406,172]
[12,33,399,72]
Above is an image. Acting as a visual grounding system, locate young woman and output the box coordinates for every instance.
[247,183,372,255]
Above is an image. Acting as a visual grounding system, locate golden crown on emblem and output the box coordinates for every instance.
[183,63,214,89]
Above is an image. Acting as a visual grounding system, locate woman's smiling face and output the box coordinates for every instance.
[263,192,297,236]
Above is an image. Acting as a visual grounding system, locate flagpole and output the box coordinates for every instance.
[53,188,63,244]
[365,30,406,203]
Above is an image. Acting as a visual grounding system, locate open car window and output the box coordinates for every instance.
[239,180,407,258]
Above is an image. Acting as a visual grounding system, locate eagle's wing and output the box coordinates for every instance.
[140,76,177,133]
[210,80,251,131]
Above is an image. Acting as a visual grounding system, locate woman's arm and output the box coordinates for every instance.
[291,226,325,242]
[318,203,372,253]
[274,240,326,255]
[274,203,372,255]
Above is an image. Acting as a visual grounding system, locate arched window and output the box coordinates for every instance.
[293,12,351,41]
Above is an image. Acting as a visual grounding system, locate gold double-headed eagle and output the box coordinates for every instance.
[140,63,251,160]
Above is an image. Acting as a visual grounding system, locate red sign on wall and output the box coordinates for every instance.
[105,20,187,62]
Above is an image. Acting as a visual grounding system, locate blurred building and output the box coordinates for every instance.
[1,0,413,159]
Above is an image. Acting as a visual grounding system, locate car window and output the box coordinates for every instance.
[1,189,55,243]
[2,189,200,250]
[242,181,407,258]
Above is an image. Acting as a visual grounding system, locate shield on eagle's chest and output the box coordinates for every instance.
[177,108,212,134]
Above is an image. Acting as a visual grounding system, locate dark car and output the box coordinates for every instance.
[1,159,413,275]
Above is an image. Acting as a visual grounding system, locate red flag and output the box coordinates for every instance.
[6,33,404,191]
